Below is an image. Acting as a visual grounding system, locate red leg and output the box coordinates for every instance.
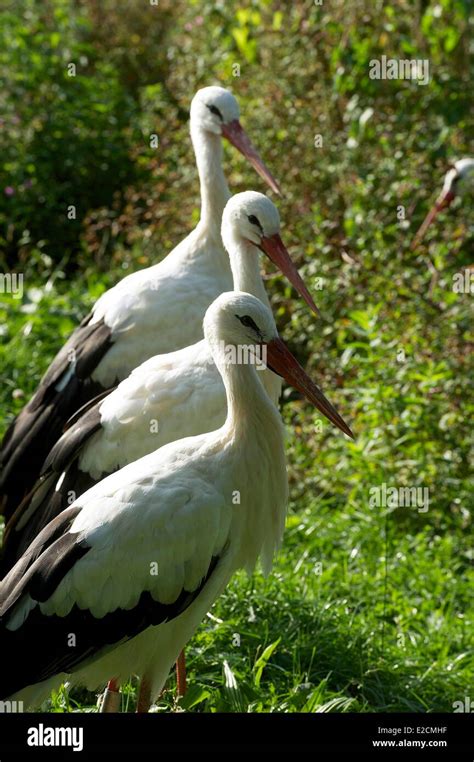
[176,650,186,697]
[99,678,121,712]
[137,677,152,713]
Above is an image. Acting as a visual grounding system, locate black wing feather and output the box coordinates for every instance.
[0,500,219,698]
[1,397,106,574]
[0,505,85,608]
[0,314,112,519]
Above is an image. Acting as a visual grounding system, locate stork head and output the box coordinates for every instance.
[190,87,281,195]
[205,290,277,349]
[191,86,240,135]
[222,191,320,317]
[204,291,353,438]
[442,158,474,200]
[411,157,474,248]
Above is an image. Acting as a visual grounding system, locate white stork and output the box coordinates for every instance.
[0,86,280,519]
[411,157,474,248]
[2,192,319,569]
[0,291,353,712]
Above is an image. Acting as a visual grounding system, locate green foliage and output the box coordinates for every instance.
[76,0,177,97]
[1,0,473,713]
[0,1,140,267]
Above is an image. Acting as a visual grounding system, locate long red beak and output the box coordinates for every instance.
[258,233,320,317]
[221,119,281,196]
[266,337,354,438]
[411,189,455,250]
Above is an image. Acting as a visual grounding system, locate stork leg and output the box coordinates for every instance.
[136,677,152,713]
[176,649,187,697]
[135,652,186,712]
[99,678,121,713]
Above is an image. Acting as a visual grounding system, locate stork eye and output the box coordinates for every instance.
[247,214,262,229]
[207,104,223,120]
[236,314,261,333]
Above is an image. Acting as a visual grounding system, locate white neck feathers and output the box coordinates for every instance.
[191,124,231,232]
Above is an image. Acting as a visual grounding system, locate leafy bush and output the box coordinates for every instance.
[0,1,140,268]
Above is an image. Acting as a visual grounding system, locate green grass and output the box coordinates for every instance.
[13,499,473,713]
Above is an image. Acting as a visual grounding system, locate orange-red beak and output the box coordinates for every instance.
[258,233,321,317]
[221,119,281,196]
[266,337,354,438]
[411,189,455,250]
